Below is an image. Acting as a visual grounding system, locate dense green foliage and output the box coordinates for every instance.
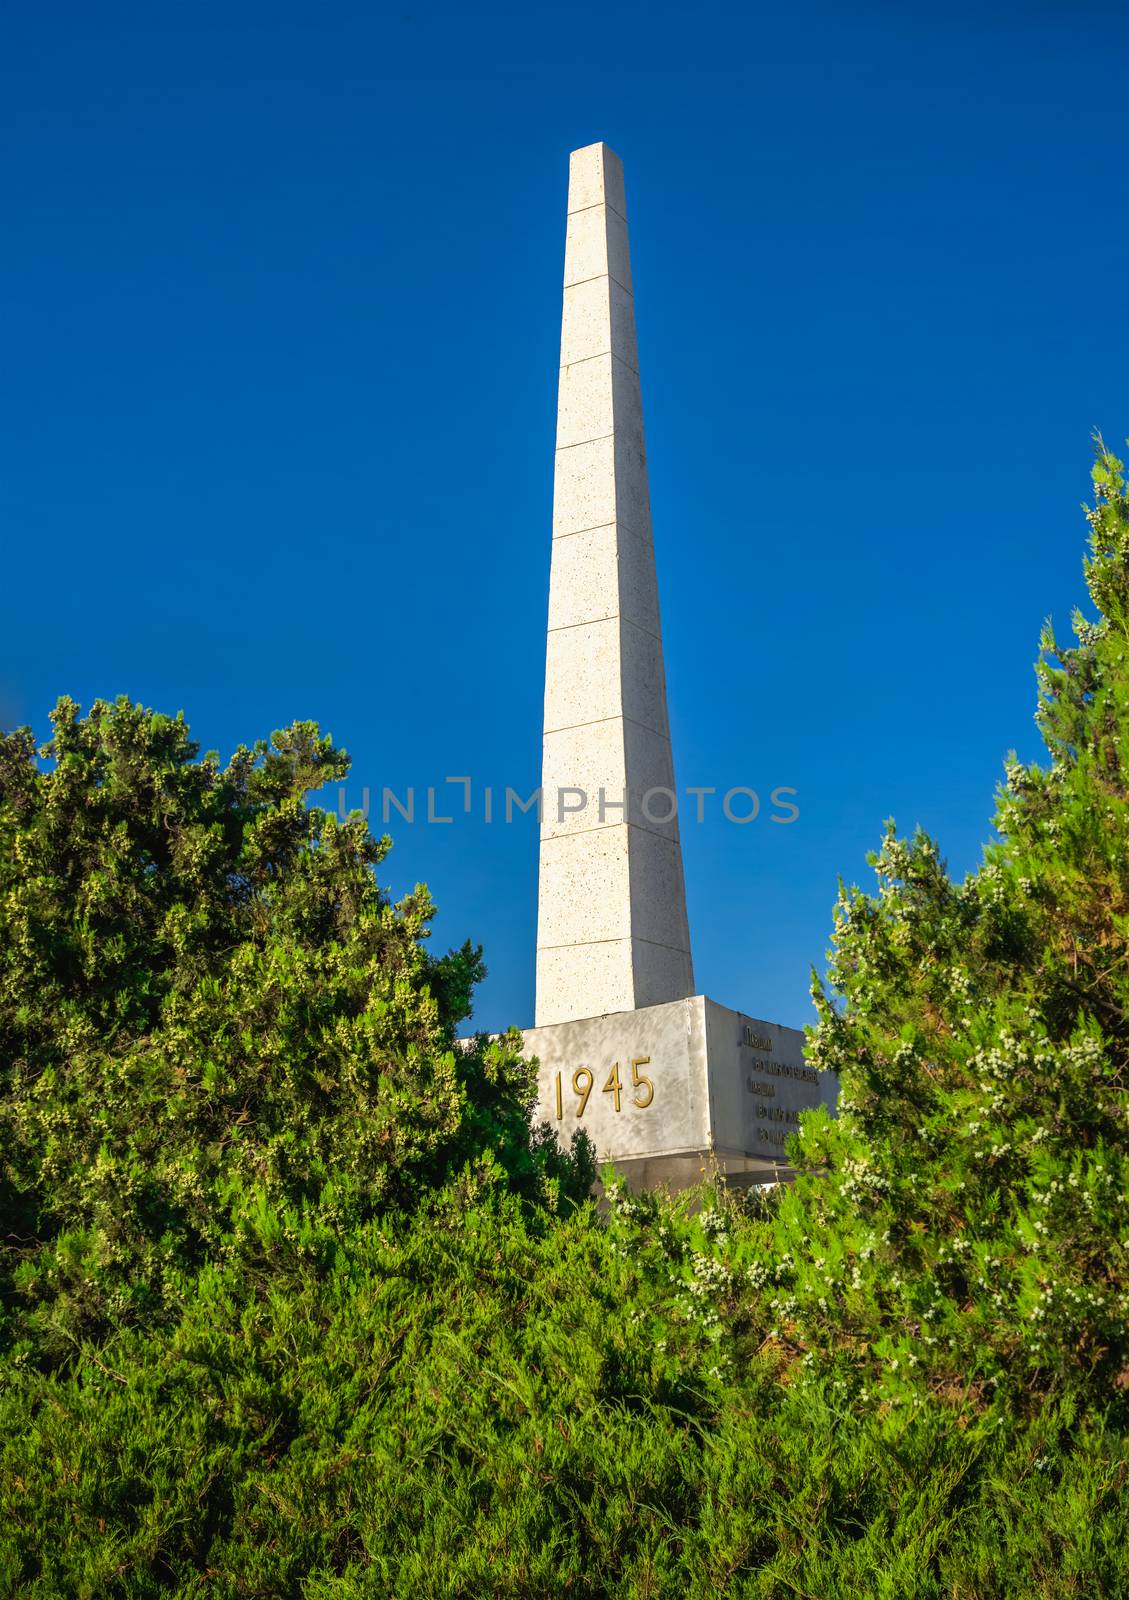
[4,1194,1124,1597]
[2,444,1128,1596]
[0,705,591,1355]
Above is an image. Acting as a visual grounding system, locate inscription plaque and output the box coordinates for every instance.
[519,995,836,1188]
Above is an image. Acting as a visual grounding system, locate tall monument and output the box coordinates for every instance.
[520,145,835,1189]
[536,143,694,1028]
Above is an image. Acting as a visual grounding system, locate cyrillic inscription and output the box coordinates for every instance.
[760,1060,819,1085]
[755,1104,801,1124]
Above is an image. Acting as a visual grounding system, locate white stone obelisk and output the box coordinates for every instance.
[535,143,695,1028]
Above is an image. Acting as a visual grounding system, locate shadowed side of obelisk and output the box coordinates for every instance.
[535,143,694,1028]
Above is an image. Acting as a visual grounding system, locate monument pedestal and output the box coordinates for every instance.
[522,997,836,1191]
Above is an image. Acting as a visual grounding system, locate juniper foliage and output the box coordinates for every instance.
[0,701,591,1351]
[782,438,1129,1414]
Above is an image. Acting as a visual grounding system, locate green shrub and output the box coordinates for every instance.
[0,701,591,1352]
[4,1191,1125,1597]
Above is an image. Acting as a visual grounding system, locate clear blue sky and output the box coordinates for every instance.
[3,2,1126,1032]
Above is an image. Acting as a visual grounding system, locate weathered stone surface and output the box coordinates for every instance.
[522,996,836,1183]
[547,518,661,637]
[559,276,637,371]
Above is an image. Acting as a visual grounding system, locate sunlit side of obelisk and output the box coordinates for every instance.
[535,143,695,1029]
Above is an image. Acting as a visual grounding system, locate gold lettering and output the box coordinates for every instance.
[551,1054,656,1116]
[602,1061,623,1113]
[631,1056,654,1109]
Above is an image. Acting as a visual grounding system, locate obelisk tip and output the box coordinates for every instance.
[567,143,626,217]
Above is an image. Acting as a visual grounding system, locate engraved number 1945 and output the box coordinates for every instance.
[554,1056,654,1119]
